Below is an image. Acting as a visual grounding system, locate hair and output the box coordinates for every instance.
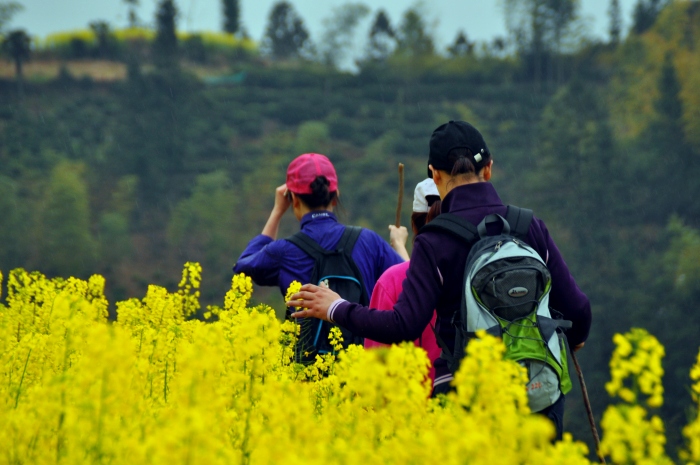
[294,176,338,209]
[447,147,492,178]
[410,199,442,239]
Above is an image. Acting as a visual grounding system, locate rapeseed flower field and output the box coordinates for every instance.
[0,264,699,464]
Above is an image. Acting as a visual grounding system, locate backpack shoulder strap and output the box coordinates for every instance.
[505,205,533,241]
[419,213,479,244]
[336,226,363,256]
[286,231,327,261]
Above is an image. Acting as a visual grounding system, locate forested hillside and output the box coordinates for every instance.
[2,0,700,456]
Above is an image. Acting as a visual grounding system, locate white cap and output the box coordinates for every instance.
[412,178,440,213]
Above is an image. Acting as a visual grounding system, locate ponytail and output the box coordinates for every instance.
[447,147,491,177]
[295,176,337,209]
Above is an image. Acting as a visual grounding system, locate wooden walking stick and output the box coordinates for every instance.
[395,163,404,227]
[571,351,606,464]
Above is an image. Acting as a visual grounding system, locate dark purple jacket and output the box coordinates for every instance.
[329,182,592,384]
[234,211,404,299]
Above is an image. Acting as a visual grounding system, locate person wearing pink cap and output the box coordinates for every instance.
[365,178,442,383]
[233,153,404,354]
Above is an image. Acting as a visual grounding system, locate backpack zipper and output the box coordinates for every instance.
[477,264,547,287]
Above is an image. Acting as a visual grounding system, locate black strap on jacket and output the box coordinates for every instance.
[419,205,533,243]
[286,225,368,305]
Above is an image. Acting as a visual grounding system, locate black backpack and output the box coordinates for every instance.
[286,226,368,364]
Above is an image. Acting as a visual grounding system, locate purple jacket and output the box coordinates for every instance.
[233,211,404,299]
[328,182,592,385]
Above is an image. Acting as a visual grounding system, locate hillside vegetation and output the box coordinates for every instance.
[2,0,700,456]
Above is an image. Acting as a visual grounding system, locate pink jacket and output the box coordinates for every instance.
[364,261,440,382]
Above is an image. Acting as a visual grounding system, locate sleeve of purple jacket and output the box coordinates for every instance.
[232,234,283,287]
[330,235,442,344]
[527,218,592,347]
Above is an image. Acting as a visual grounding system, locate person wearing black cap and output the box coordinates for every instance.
[285,121,592,440]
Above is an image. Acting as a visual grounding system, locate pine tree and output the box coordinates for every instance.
[653,53,693,219]
[608,0,622,46]
[153,0,178,69]
[365,10,395,62]
[448,31,473,57]
[1,29,31,96]
[262,1,311,60]
[222,0,239,34]
[632,0,667,35]
[395,6,434,57]
[123,0,139,28]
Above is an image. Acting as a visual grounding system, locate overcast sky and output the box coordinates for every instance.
[13,0,637,50]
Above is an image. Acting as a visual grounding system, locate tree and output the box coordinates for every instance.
[123,0,139,28]
[1,29,31,96]
[222,0,240,34]
[503,0,581,84]
[318,3,370,69]
[153,0,178,69]
[608,0,622,46]
[0,1,22,34]
[364,9,395,62]
[167,170,243,300]
[647,53,697,222]
[37,163,97,278]
[89,21,117,59]
[262,1,312,60]
[632,0,668,35]
[447,31,473,57]
[0,176,28,269]
[395,6,434,57]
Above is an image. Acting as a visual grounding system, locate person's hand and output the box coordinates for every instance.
[573,342,585,352]
[272,184,291,216]
[388,225,410,261]
[262,184,292,239]
[389,225,408,248]
[286,283,341,322]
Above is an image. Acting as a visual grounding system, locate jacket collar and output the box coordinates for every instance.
[300,210,338,228]
[441,182,503,213]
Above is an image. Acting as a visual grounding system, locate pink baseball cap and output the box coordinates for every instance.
[286,153,338,194]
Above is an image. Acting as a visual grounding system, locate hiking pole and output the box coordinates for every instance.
[571,351,606,464]
[395,163,404,227]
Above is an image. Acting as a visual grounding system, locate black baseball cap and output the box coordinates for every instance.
[427,120,490,178]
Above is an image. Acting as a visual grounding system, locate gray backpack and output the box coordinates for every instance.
[421,206,573,412]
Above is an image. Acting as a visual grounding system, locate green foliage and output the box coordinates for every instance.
[89,21,119,59]
[447,31,474,57]
[98,212,133,266]
[364,9,395,62]
[319,3,370,69]
[663,216,700,298]
[0,176,27,268]
[222,0,240,34]
[5,14,700,453]
[154,0,178,69]
[37,162,97,277]
[395,5,434,58]
[632,0,669,35]
[1,29,31,93]
[608,0,622,45]
[167,170,239,268]
[0,0,22,33]
[262,1,312,60]
[503,0,582,83]
[123,0,140,28]
[294,121,330,155]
